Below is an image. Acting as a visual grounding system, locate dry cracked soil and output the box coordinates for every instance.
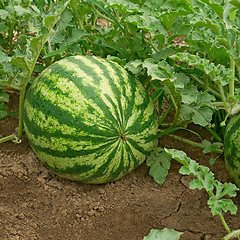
[1,92,240,240]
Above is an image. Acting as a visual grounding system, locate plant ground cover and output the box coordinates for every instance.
[0,92,240,240]
[1,0,240,238]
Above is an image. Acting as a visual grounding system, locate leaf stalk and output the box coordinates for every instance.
[159,132,223,155]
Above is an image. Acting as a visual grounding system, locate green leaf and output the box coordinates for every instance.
[165,148,191,166]
[143,58,169,81]
[124,59,143,75]
[230,0,240,8]
[0,102,7,119]
[188,160,200,175]
[208,197,238,216]
[0,9,10,19]
[196,92,215,108]
[199,0,224,19]
[0,89,9,102]
[44,1,70,31]
[14,5,29,16]
[189,179,204,190]
[208,197,225,215]
[180,91,215,127]
[192,108,213,126]
[152,48,175,61]
[215,182,239,199]
[144,228,183,240]
[202,140,223,154]
[171,52,234,85]
[208,157,216,165]
[43,28,88,59]
[179,166,191,175]
[147,148,171,185]
[181,87,198,104]
[166,148,239,216]
[194,18,222,35]
[181,104,213,126]
[0,51,10,62]
[106,0,139,12]
[126,14,164,36]
[43,44,70,59]
[216,36,231,50]
[107,56,126,66]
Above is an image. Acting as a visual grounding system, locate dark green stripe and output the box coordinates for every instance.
[24,64,121,138]
[127,137,152,156]
[26,133,118,158]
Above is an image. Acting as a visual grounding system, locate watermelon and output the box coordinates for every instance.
[23,55,158,184]
[224,113,240,187]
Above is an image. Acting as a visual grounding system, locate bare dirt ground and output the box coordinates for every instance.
[1,92,240,240]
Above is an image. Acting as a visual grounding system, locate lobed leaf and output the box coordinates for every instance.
[147,148,171,185]
[171,52,236,86]
[142,58,170,81]
[144,228,183,240]
[181,103,213,126]
[124,59,143,75]
[208,197,238,216]
[165,148,239,216]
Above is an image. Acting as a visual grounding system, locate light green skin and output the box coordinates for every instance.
[23,55,158,184]
[224,113,240,188]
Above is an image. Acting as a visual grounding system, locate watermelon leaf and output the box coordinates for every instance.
[144,228,183,240]
[146,148,171,185]
[202,140,223,154]
[0,89,9,119]
[0,102,7,119]
[0,89,9,103]
[164,148,239,217]
[170,52,236,86]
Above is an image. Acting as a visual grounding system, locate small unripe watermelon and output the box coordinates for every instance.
[23,55,158,184]
[224,113,240,187]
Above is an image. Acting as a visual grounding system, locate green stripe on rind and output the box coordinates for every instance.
[23,55,158,184]
[224,113,240,187]
[28,138,149,184]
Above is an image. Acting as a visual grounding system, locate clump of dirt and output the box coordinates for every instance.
[0,92,240,240]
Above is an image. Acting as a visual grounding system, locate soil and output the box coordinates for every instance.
[1,92,240,240]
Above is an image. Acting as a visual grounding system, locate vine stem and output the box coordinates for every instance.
[0,134,17,144]
[229,56,235,97]
[189,74,222,99]
[157,131,223,154]
[189,0,193,8]
[223,229,240,240]
[218,83,230,114]
[69,0,84,29]
[158,103,174,126]
[130,29,159,52]
[8,19,15,56]
[205,126,222,142]
[219,213,231,234]
[17,89,25,139]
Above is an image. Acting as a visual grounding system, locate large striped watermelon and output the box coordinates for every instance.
[224,113,240,187]
[23,55,158,184]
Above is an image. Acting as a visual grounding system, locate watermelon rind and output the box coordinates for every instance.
[23,55,158,184]
[224,113,240,187]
